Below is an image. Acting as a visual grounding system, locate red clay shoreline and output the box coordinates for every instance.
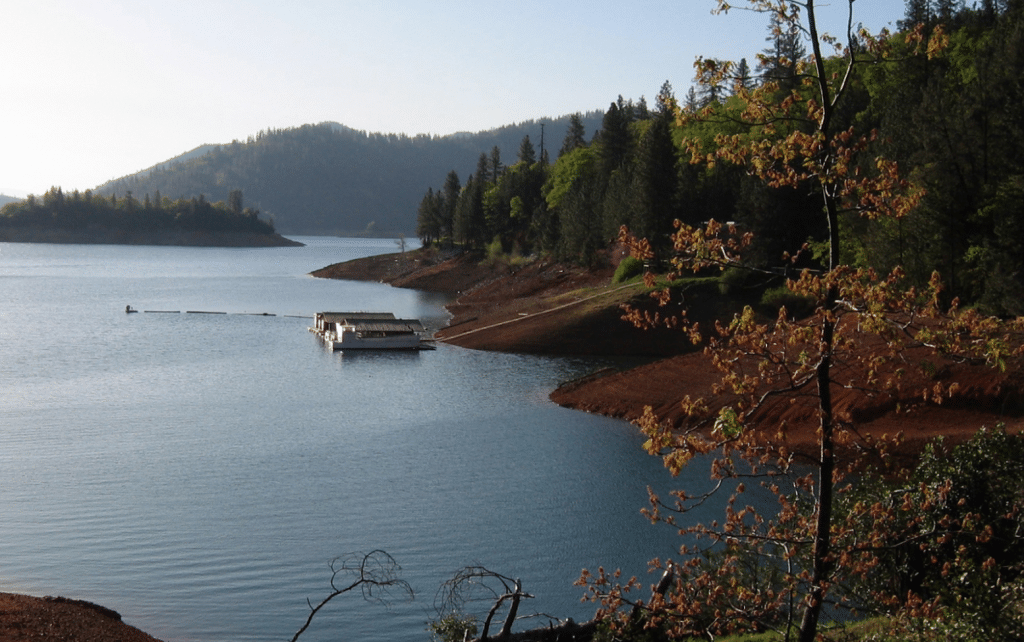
[313,248,1024,460]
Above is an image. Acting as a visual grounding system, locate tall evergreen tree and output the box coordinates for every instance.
[416,187,442,245]
[696,58,728,106]
[517,136,536,165]
[441,170,461,245]
[630,114,679,256]
[558,113,588,158]
[454,174,486,249]
[635,96,650,120]
[655,80,677,116]
[899,0,932,29]
[684,86,700,113]
[733,58,753,94]
[475,153,490,186]
[489,146,503,183]
[934,0,964,20]
[758,11,806,94]
[597,100,633,180]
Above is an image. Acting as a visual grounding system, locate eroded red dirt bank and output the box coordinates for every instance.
[314,248,1024,459]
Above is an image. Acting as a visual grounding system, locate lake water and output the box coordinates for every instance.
[0,237,704,642]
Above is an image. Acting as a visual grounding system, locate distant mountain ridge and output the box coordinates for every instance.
[140,145,221,176]
[96,113,604,236]
[0,194,24,209]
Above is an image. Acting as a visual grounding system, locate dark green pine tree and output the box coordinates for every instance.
[475,153,490,187]
[697,59,728,106]
[595,97,638,240]
[934,0,963,21]
[558,113,588,158]
[733,58,753,94]
[489,146,503,183]
[631,114,679,257]
[655,80,677,116]
[899,0,932,29]
[441,171,461,246]
[561,114,585,158]
[518,136,536,165]
[416,187,442,246]
[635,96,650,120]
[758,11,806,94]
[454,174,486,249]
[596,99,633,182]
[684,86,699,113]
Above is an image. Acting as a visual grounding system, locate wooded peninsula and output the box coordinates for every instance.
[0,188,301,246]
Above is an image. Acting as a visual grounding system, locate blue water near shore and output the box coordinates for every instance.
[0,237,705,641]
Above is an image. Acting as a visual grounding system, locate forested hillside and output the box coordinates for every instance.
[418,1,1024,316]
[96,116,603,237]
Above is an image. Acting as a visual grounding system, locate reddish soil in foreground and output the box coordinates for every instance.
[0,593,162,642]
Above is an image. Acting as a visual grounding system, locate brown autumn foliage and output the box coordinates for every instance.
[577,2,1024,641]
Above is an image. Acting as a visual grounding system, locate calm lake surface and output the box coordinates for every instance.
[0,237,703,642]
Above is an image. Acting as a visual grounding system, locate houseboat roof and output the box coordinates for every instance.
[346,319,425,333]
[316,312,396,323]
[316,312,424,333]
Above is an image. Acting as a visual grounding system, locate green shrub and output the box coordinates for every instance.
[613,256,645,283]
[428,613,478,642]
[484,236,504,265]
[843,427,1024,642]
[717,266,755,295]
[760,284,816,318]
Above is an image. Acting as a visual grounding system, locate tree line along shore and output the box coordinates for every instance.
[0,187,300,247]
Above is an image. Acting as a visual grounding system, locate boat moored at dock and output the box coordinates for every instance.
[312,312,432,350]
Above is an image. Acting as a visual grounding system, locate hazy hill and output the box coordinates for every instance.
[96,113,604,236]
[0,194,24,209]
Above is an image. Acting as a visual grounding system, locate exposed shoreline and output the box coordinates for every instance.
[314,248,1024,461]
[311,247,738,356]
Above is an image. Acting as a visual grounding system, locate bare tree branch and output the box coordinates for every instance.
[290,550,413,642]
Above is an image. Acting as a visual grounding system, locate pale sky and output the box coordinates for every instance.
[0,0,903,197]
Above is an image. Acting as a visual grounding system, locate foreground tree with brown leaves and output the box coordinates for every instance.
[579,2,1024,641]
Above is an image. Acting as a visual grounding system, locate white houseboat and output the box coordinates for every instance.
[312,312,430,350]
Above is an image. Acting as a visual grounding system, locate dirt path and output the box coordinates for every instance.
[437,283,638,342]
